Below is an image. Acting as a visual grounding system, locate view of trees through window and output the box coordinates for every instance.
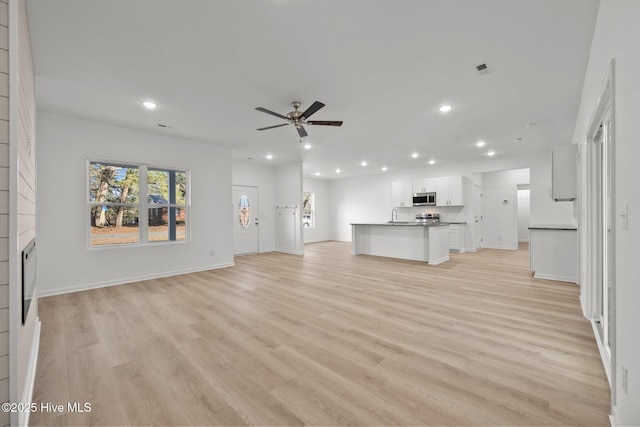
[303,192,314,228]
[147,169,187,242]
[89,161,188,246]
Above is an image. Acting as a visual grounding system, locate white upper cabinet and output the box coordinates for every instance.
[436,176,466,206]
[552,145,577,201]
[391,181,413,207]
[413,178,436,193]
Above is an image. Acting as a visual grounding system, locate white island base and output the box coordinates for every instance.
[351,223,450,265]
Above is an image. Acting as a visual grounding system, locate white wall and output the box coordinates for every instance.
[36,112,234,296]
[518,189,531,242]
[303,177,330,243]
[330,153,571,244]
[232,161,276,252]
[275,163,303,254]
[572,1,640,424]
[481,168,530,250]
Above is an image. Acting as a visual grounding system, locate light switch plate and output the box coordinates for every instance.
[621,204,629,230]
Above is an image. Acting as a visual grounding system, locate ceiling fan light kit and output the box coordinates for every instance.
[255,101,343,138]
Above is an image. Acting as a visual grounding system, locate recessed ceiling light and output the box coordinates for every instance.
[381,166,388,172]
[429,160,436,165]
[304,143,311,150]
[411,153,418,158]
[266,154,273,160]
[487,151,496,156]
[439,104,452,113]
[476,140,486,147]
[336,168,341,173]
[361,161,367,167]
[315,172,320,176]
[142,101,157,109]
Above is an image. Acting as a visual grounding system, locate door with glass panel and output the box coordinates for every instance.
[233,186,259,254]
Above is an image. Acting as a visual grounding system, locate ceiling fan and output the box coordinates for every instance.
[255,101,343,138]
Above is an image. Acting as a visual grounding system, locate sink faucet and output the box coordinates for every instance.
[391,208,398,223]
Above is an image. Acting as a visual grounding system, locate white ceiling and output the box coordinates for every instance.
[26,0,599,179]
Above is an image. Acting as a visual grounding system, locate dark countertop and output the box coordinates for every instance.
[528,224,577,230]
[351,222,450,227]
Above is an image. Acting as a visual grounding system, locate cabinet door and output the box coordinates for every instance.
[552,145,577,201]
[402,181,413,206]
[413,178,436,193]
[448,225,460,250]
[449,176,464,206]
[435,177,449,206]
[392,181,413,207]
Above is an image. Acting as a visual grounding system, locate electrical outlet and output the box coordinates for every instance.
[622,366,628,394]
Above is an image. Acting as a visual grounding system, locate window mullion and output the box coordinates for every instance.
[139,165,149,243]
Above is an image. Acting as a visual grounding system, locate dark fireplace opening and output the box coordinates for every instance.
[22,238,36,325]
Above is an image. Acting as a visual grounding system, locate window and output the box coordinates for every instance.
[89,161,189,247]
[147,168,188,242]
[303,192,314,228]
[238,195,251,229]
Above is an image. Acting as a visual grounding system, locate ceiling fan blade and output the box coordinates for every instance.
[301,101,325,119]
[307,120,343,126]
[297,126,308,138]
[255,107,289,121]
[257,123,289,131]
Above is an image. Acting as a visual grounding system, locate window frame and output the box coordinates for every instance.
[87,159,190,249]
[303,191,315,229]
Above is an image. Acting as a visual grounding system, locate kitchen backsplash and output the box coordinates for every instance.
[394,206,467,223]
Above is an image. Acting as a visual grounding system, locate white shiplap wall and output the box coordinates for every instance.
[0,1,10,424]
[6,0,39,426]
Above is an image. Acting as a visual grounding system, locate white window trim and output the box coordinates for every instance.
[87,159,190,249]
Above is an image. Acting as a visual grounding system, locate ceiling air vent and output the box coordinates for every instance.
[475,62,492,76]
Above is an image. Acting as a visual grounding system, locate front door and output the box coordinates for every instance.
[233,186,259,254]
[474,185,483,250]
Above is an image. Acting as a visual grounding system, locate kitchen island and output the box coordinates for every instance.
[351,222,450,264]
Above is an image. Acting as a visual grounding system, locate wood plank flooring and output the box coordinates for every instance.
[30,242,610,426]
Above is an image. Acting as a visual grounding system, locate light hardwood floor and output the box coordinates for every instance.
[30,242,610,426]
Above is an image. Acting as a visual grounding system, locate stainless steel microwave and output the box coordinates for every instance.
[413,192,436,206]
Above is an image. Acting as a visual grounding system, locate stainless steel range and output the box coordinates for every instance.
[416,213,440,224]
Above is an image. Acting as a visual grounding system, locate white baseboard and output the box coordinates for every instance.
[533,271,577,283]
[37,262,236,297]
[609,406,617,427]
[19,318,41,427]
[275,248,305,256]
[590,319,612,386]
[482,244,519,250]
[428,255,450,265]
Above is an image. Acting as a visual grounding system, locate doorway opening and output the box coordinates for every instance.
[517,184,531,245]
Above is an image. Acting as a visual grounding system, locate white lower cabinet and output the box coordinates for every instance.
[448,224,466,252]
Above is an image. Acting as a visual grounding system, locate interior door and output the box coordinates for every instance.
[474,185,483,250]
[233,186,259,255]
